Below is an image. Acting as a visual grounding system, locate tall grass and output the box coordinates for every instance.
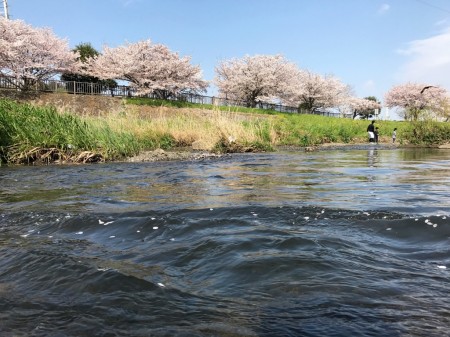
[0,99,140,164]
[126,97,436,147]
[93,107,276,152]
[275,114,364,146]
[406,120,450,145]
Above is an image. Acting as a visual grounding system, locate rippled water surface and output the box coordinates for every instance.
[1,147,450,336]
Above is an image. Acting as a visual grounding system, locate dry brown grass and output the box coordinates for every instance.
[86,106,278,151]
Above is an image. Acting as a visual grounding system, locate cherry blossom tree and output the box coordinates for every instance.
[86,40,208,98]
[287,70,351,113]
[61,43,101,84]
[384,83,448,121]
[61,43,117,95]
[345,96,381,119]
[0,18,78,91]
[214,54,299,108]
[441,99,450,122]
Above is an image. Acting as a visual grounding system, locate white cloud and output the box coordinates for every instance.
[378,4,390,15]
[396,27,450,91]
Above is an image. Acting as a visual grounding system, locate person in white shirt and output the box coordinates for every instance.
[392,128,397,143]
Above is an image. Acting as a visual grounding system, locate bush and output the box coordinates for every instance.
[406,121,450,145]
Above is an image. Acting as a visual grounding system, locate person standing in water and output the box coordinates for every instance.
[367,120,375,142]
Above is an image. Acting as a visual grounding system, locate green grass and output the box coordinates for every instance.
[126,97,283,115]
[0,99,141,164]
[271,113,431,146]
[406,120,450,145]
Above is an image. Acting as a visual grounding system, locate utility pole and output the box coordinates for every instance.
[1,0,9,19]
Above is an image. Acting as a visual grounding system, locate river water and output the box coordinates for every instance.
[1,147,449,337]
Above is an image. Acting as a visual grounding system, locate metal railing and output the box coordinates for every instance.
[0,76,347,118]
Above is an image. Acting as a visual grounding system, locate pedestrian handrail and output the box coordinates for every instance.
[0,75,347,118]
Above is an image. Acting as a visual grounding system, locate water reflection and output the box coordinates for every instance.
[1,148,450,214]
[367,148,378,167]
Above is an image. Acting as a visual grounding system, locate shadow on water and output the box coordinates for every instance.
[1,148,450,336]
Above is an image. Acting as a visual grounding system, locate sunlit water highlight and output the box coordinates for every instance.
[1,147,449,336]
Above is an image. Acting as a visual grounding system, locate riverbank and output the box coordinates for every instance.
[2,97,450,166]
[1,139,448,166]
[126,148,227,163]
[125,141,445,164]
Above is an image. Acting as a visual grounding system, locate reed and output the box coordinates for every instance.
[0,99,140,164]
[93,107,276,152]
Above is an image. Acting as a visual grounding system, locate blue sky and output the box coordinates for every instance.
[6,0,450,105]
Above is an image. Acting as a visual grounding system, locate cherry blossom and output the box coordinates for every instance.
[0,18,78,91]
[345,96,382,119]
[214,54,299,108]
[288,70,351,112]
[86,40,208,97]
[384,83,448,121]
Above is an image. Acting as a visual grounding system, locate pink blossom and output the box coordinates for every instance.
[287,71,352,112]
[384,83,448,120]
[0,18,79,90]
[344,97,381,118]
[86,40,208,97]
[214,54,299,108]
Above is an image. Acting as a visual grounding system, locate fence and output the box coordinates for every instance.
[0,76,346,118]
